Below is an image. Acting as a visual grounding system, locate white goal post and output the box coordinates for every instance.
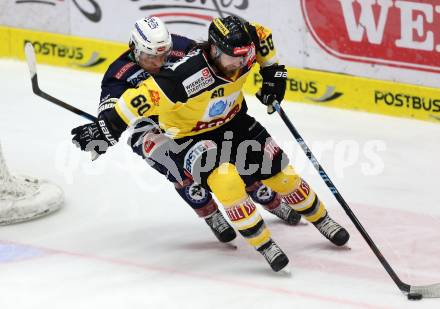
[0,142,63,225]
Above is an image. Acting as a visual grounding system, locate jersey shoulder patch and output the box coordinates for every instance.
[114,62,136,80]
[251,22,271,41]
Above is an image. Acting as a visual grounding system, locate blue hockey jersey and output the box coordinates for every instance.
[98,34,195,115]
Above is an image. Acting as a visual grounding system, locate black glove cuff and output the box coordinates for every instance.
[98,108,127,141]
[260,64,286,80]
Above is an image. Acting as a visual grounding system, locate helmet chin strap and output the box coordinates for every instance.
[134,51,141,63]
[129,44,142,63]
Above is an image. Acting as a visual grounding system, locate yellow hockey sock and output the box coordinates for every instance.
[207,163,271,248]
[262,165,327,223]
[225,198,271,248]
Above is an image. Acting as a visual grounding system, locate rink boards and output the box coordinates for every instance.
[1,26,440,124]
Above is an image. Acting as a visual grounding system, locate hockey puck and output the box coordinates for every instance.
[407,293,423,300]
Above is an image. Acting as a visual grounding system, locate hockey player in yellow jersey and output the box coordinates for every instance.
[107,17,301,245]
[72,16,350,272]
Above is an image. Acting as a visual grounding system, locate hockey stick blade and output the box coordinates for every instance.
[24,42,37,82]
[409,283,440,298]
[24,43,96,122]
[273,101,440,299]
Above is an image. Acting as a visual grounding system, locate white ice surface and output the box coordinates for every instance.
[1,60,440,309]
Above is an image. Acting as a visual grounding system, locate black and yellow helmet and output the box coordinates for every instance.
[208,16,253,56]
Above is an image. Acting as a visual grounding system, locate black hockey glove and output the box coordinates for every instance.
[71,116,119,158]
[256,64,287,114]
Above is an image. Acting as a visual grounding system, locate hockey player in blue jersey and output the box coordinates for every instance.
[93,17,236,243]
[98,18,194,108]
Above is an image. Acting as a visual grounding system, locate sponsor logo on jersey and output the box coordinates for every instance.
[115,62,135,79]
[202,91,240,121]
[127,69,150,86]
[169,50,186,58]
[255,25,269,40]
[211,87,225,98]
[182,67,215,96]
[148,90,161,106]
[208,100,227,117]
[192,104,240,132]
[302,0,440,73]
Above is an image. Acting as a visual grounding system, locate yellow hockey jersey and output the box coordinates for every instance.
[114,22,278,139]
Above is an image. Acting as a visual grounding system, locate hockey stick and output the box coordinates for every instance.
[24,43,97,122]
[25,43,101,160]
[273,101,440,299]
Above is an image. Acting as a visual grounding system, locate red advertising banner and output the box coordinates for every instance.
[301,0,440,73]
